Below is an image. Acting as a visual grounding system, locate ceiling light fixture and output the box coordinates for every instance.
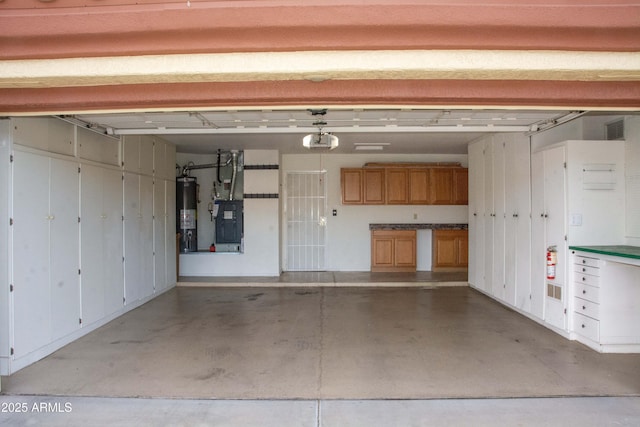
[303,109,339,150]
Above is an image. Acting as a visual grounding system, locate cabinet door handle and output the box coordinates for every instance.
[582,259,586,264]
[582,268,586,272]
[582,306,586,310]
[582,290,586,294]
[582,277,586,281]
[582,324,586,328]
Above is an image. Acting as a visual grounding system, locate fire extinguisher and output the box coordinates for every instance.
[546,246,557,280]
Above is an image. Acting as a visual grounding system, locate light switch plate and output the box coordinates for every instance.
[569,213,583,226]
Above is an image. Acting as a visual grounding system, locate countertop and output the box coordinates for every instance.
[569,245,640,260]
[369,223,468,231]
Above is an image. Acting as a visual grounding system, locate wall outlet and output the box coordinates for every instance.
[413,213,418,220]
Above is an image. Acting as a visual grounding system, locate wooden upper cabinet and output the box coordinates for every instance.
[385,168,408,204]
[363,168,385,204]
[341,165,467,205]
[341,168,364,204]
[453,168,468,205]
[408,168,431,204]
[430,168,454,204]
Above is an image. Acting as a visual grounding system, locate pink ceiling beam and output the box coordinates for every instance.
[1,1,639,60]
[2,79,639,114]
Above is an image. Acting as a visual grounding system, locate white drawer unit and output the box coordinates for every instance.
[574,296,600,320]
[574,312,600,342]
[574,282,599,303]
[573,264,600,277]
[570,248,640,353]
[575,255,600,268]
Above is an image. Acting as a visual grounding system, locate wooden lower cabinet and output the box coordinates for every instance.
[432,229,469,271]
[371,230,416,272]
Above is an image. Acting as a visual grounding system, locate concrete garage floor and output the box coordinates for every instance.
[2,285,640,426]
[3,286,640,399]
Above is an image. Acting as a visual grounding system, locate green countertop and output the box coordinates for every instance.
[569,245,640,260]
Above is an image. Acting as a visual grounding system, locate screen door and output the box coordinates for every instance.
[285,171,327,271]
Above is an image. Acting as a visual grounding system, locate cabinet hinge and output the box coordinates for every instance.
[10,284,13,292]
[78,269,81,275]
[10,154,14,163]
[78,167,81,173]
[122,215,124,221]
[564,235,567,241]
[121,161,125,167]
[529,294,532,299]
[123,297,126,304]
[564,162,567,169]
[564,309,567,314]
[10,347,14,356]
[122,174,125,180]
[79,318,82,325]
[9,218,13,226]
[78,217,81,223]
[122,256,125,263]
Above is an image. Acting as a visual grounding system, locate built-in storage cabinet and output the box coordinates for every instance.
[80,164,124,326]
[371,230,416,272]
[340,168,385,204]
[531,140,625,334]
[77,127,120,166]
[468,135,532,310]
[12,152,80,358]
[124,172,154,306]
[4,117,177,375]
[12,117,75,157]
[470,137,627,348]
[432,229,468,271]
[571,252,640,353]
[340,164,467,205]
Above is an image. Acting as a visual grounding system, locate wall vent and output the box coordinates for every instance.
[606,119,624,140]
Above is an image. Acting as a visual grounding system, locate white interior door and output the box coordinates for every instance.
[285,171,327,271]
[544,146,567,330]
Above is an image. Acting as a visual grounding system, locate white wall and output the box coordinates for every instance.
[178,149,280,276]
[532,115,640,245]
[625,116,640,244]
[281,153,468,272]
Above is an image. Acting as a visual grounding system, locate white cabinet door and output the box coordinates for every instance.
[154,180,167,292]
[468,141,485,290]
[12,151,51,357]
[543,146,567,330]
[483,140,494,296]
[49,158,80,341]
[125,172,154,305]
[140,175,154,298]
[81,165,123,325]
[492,139,506,301]
[80,164,105,325]
[124,173,141,305]
[530,151,545,320]
[139,137,154,177]
[504,140,518,306]
[512,137,532,312]
[102,168,124,315]
[165,179,177,285]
